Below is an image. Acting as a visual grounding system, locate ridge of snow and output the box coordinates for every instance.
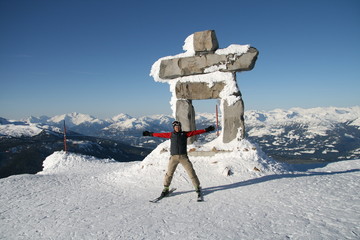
[104,118,150,131]
[49,112,104,126]
[110,113,133,122]
[40,151,116,175]
[215,44,250,55]
[22,115,50,124]
[0,123,43,137]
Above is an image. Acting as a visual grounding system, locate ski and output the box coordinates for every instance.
[149,188,176,203]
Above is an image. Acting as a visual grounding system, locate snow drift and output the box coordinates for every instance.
[40,151,117,175]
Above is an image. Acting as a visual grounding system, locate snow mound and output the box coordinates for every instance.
[40,151,116,175]
[39,137,288,188]
[138,138,288,181]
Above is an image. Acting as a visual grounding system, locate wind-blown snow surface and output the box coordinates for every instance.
[1,138,359,239]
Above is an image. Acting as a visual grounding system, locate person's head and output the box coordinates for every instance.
[172,121,182,132]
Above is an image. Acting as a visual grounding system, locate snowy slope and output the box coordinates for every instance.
[0,123,43,137]
[1,138,359,239]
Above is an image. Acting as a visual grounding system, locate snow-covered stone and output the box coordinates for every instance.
[175,82,225,99]
[159,48,258,79]
[150,30,259,144]
[175,99,196,143]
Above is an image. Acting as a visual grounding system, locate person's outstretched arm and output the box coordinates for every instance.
[143,131,172,139]
[186,126,215,137]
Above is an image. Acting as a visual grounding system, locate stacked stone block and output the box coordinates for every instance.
[153,30,258,143]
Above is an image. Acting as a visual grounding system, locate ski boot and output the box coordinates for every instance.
[160,187,170,198]
[196,187,203,202]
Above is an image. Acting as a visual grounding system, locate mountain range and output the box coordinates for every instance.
[1,106,359,178]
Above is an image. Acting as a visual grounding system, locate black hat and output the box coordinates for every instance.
[172,121,181,127]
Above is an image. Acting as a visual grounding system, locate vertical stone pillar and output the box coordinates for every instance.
[175,99,196,143]
[222,98,245,143]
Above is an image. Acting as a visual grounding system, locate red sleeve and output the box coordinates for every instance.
[152,132,172,139]
[186,129,207,137]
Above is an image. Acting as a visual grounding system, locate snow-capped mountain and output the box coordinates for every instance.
[245,106,360,162]
[1,106,360,171]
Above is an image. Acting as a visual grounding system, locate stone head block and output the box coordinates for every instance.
[193,30,219,54]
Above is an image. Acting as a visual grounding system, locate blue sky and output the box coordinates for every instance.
[1,0,359,119]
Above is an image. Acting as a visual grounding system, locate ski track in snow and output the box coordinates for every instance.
[0,149,359,239]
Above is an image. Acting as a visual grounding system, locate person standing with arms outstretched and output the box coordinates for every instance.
[143,121,215,199]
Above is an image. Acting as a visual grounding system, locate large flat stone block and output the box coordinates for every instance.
[159,47,258,79]
[175,82,225,100]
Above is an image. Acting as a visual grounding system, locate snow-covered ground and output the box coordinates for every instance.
[1,138,359,239]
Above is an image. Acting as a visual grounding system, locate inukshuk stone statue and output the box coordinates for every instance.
[150,30,258,144]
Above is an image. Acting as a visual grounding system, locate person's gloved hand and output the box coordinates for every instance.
[142,131,153,136]
[205,126,215,132]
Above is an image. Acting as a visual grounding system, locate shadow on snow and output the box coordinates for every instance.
[170,160,359,197]
[202,168,360,196]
